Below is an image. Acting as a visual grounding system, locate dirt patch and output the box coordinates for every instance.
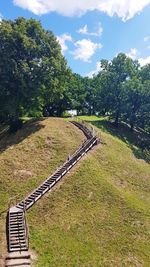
[14,170,33,179]
[30,249,38,267]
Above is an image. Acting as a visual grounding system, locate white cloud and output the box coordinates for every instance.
[144,36,150,42]
[71,39,102,62]
[126,48,138,60]
[77,23,103,37]
[88,53,150,77]
[0,13,3,22]
[139,56,150,66]
[78,25,88,35]
[126,48,150,66]
[57,33,72,54]
[13,0,150,21]
[87,62,102,77]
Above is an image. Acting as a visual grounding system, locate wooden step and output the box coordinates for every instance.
[5,251,31,267]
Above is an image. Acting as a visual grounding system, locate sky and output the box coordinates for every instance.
[0,1,150,77]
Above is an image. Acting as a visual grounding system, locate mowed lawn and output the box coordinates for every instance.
[0,116,150,266]
[0,118,85,266]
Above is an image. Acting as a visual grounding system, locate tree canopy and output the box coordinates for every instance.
[0,17,150,137]
[0,17,69,125]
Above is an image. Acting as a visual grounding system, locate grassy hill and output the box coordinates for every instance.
[0,118,85,265]
[0,116,150,266]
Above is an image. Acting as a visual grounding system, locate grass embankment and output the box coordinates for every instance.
[0,116,150,266]
[0,118,85,266]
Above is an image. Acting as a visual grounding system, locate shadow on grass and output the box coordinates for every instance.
[89,119,150,164]
[0,118,45,153]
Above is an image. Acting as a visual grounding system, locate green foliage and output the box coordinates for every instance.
[0,17,69,127]
[91,55,150,135]
[94,54,138,125]
[122,76,143,130]
[67,73,87,114]
[0,16,150,137]
[61,110,70,117]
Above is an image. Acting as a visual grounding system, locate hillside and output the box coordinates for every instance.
[0,118,85,266]
[1,117,150,266]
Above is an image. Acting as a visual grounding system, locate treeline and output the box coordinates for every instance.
[0,18,150,134]
[78,54,150,132]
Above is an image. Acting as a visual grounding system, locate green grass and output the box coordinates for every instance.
[0,116,150,266]
[0,118,85,265]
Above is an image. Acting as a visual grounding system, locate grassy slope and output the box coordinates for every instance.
[0,118,85,265]
[0,116,150,266]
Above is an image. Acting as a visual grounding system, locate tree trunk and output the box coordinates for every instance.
[88,107,92,116]
[141,118,145,129]
[9,105,22,133]
[130,122,134,132]
[114,111,119,127]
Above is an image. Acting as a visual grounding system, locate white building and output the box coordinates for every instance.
[68,110,77,117]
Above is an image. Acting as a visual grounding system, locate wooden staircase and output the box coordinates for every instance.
[5,121,99,266]
[8,207,28,253]
[5,251,31,267]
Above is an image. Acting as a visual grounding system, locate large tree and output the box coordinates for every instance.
[0,17,69,126]
[122,76,143,131]
[93,54,140,125]
[139,64,150,131]
[67,73,87,114]
[108,53,139,126]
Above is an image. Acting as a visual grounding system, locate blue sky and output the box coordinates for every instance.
[0,0,150,76]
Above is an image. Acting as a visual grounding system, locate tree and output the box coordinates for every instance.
[122,76,143,131]
[42,61,72,117]
[108,54,138,126]
[139,65,150,131]
[94,66,115,116]
[140,64,150,82]
[0,17,69,128]
[92,54,139,125]
[68,73,87,114]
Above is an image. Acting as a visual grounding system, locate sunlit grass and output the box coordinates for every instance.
[0,116,150,266]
